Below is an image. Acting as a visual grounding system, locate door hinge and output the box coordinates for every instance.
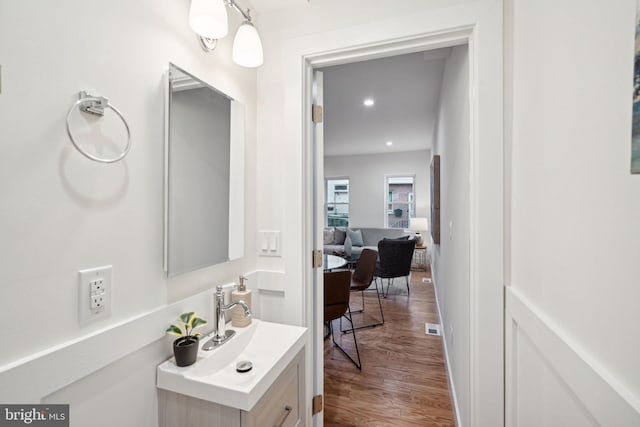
[312,104,323,123]
[312,394,323,415]
[312,250,323,268]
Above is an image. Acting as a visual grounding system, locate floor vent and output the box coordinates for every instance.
[422,277,432,283]
[425,323,441,336]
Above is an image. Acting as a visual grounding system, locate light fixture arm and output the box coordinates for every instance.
[196,0,253,52]
[226,0,252,23]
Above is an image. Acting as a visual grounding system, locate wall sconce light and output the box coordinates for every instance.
[189,0,264,68]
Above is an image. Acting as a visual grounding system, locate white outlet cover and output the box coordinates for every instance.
[79,265,112,324]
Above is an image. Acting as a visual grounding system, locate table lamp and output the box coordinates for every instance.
[409,217,428,246]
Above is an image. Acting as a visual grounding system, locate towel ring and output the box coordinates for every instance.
[66,91,131,163]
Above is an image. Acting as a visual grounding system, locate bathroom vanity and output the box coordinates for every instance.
[156,320,307,427]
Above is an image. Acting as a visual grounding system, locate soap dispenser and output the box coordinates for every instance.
[231,275,252,327]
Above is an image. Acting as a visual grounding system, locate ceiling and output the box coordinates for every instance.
[319,48,450,157]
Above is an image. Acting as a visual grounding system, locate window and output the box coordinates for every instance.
[385,176,415,229]
[326,178,349,227]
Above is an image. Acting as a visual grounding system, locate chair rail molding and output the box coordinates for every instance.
[0,270,290,403]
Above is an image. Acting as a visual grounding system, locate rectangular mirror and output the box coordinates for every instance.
[164,63,244,276]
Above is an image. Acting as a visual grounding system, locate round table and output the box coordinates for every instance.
[323,254,347,271]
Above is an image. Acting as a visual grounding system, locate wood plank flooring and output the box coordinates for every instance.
[324,270,455,427]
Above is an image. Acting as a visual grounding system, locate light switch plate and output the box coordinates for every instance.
[258,230,281,257]
[79,265,112,324]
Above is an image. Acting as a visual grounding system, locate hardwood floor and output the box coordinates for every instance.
[324,270,455,427]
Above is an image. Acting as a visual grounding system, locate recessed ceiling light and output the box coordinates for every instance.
[386,141,393,146]
[363,98,375,107]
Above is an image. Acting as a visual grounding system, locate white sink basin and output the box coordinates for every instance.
[156,319,307,411]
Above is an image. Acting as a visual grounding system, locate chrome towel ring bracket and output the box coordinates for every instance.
[66,91,131,163]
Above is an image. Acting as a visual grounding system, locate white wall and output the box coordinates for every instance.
[0,1,257,425]
[324,150,430,228]
[431,44,471,426]
[256,1,504,426]
[505,0,640,424]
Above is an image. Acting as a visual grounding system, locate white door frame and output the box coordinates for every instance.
[301,25,504,427]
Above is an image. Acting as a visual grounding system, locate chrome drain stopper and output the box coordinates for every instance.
[236,360,253,373]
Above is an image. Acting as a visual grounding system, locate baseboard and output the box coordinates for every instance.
[431,272,463,427]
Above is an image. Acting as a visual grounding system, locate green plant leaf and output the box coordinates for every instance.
[165,324,183,336]
[191,317,208,329]
[179,312,195,325]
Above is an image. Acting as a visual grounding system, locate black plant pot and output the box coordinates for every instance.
[173,336,199,367]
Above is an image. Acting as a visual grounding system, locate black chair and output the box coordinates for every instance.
[348,248,384,330]
[375,238,416,297]
[324,270,362,370]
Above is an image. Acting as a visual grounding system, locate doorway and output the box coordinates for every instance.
[301,26,504,427]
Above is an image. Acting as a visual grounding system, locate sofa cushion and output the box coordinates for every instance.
[333,227,347,244]
[323,244,344,255]
[383,235,411,241]
[359,227,409,246]
[323,228,335,245]
[347,229,364,246]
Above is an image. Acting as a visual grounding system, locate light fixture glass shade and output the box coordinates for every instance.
[189,0,228,39]
[232,22,264,68]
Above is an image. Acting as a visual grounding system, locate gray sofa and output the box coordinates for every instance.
[323,227,411,261]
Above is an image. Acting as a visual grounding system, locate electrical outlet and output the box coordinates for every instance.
[79,265,112,323]
[90,293,105,309]
[90,279,104,295]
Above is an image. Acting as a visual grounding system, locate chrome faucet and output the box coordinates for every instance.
[203,285,251,351]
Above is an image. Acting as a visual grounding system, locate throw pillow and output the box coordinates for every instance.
[323,228,335,245]
[333,228,347,245]
[347,229,364,247]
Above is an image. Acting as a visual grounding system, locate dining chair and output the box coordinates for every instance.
[375,238,416,297]
[348,248,384,330]
[324,270,361,370]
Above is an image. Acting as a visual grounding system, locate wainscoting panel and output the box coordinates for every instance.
[506,287,640,427]
[246,270,287,324]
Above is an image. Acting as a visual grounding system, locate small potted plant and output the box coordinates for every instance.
[166,312,208,367]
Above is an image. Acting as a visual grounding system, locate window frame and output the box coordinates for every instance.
[325,177,350,228]
[384,174,416,229]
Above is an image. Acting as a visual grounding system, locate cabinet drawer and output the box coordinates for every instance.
[243,357,300,427]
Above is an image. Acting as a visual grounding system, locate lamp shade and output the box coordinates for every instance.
[409,217,428,232]
[189,0,228,39]
[232,22,263,68]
